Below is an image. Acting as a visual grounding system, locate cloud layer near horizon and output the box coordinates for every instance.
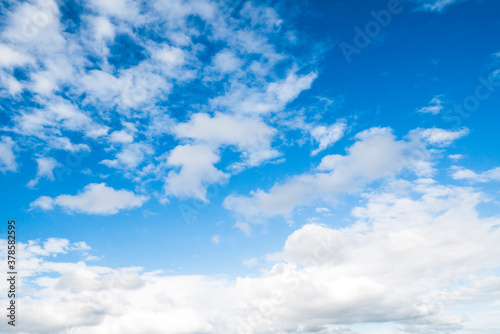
[3,178,500,333]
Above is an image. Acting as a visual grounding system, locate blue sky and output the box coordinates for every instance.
[1,0,500,333]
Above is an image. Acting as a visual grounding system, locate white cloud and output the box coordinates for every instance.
[0,136,17,172]
[87,0,139,19]
[0,0,320,203]
[450,166,500,183]
[27,156,58,188]
[211,69,317,114]
[24,238,92,259]
[30,183,148,214]
[164,144,228,202]
[71,241,92,252]
[79,67,170,109]
[224,129,433,218]
[240,2,282,29]
[211,235,220,245]
[3,181,500,333]
[101,143,154,169]
[417,95,444,114]
[48,137,91,152]
[0,44,34,67]
[448,154,464,160]
[408,127,469,146]
[0,72,23,95]
[411,0,468,12]
[234,221,251,236]
[151,45,189,79]
[90,16,115,40]
[212,49,242,73]
[310,120,347,155]
[10,99,109,151]
[173,112,280,170]
[109,130,134,144]
[2,0,63,47]
[315,207,330,214]
[31,195,55,210]
[354,126,392,140]
[242,257,258,268]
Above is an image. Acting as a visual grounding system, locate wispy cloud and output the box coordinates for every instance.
[417,95,445,114]
[310,120,347,156]
[27,157,58,188]
[0,136,17,173]
[411,0,468,12]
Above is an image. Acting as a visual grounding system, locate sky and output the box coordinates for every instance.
[1,0,500,333]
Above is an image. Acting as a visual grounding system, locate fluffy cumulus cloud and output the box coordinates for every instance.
[30,183,148,214]
[164,144,228,202]
[2,179,500,333]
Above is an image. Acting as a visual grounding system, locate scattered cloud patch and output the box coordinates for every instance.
[408,127,469,146]
[315,207,330,214]
[354,126,393,140]
[242,257,258,268]
[234,221,251,236]
[0,44,34,68]
[27,157,58,188]
[0,136,17,172]
[310,120,347,156]
[25,238,92,258]
[448,154,464,160]
[211,70,317,114]
[30,183,148,214]
[101,143,154,170]
[173,112,280,170]
[0,0,317,197]
[451,166,500,183]
[164,144,228,202]
[417,95,444,114]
